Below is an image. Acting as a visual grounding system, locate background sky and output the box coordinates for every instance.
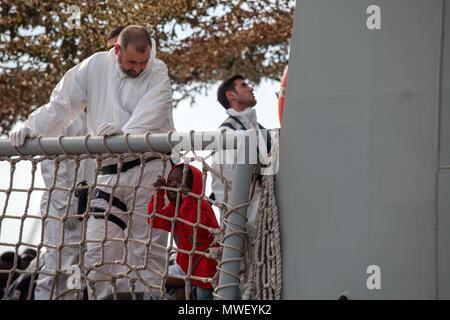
[0,77,282,255]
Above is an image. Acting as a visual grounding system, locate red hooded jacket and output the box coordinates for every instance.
[148,164,220,289]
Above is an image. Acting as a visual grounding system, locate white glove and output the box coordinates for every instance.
[10,126,31,147]
[96,123,123,136]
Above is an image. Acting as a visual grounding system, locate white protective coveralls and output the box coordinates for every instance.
[34,111,96,300]
[211,108,267,240]
[21,41,174,299]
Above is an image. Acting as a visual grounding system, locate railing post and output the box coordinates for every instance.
[216,161,254,300]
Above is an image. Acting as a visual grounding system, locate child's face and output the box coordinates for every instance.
[167,168,191,204]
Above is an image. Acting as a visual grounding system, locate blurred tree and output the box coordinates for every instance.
[0,0,294,135]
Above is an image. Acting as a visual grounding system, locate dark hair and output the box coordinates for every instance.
[0,251,23,270]
[171,165,194,190]
[21,249,37,258]
[118,25,151,54]
[107,25,125,41]
[217,74,245,109]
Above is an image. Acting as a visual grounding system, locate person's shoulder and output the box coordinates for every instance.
[151,58,168,73]
[80,51,112,68]
[153,58,167,67]
[219,118,236,131]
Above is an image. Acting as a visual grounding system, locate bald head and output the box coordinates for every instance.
[114,25,152,78]
[117,25,151,53]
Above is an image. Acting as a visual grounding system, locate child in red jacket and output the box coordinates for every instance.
[148,163,220,300]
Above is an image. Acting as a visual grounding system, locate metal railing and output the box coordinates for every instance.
[0,130,256,300]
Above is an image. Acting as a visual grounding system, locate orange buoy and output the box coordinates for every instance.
[278,66,288,126]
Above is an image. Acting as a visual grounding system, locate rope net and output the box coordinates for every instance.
[0,133,281,300]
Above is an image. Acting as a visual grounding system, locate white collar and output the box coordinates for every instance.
[227,107,258,129]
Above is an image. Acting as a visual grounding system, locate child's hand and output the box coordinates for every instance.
[153,176,166,188]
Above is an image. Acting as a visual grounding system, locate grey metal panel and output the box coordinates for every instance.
[277,0,444,299]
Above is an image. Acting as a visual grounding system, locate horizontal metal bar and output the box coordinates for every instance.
[0,131,254,156]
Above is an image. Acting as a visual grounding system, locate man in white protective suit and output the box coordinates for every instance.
[10,25,175,300]
[211,75,275,298]
[211,74,272,242]
[34,110,95,300]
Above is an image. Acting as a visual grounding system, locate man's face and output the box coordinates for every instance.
[228,79,257,110]
[114,44,150,78]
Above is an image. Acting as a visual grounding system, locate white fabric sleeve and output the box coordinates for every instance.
[211,161,235,204]
[24,60,90,137]
[211,149,261,240]
[211,126,236,203]
[121,62,174,134]
[169,263,186,277]
[40,158,77,214]
[39,118,86,214]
